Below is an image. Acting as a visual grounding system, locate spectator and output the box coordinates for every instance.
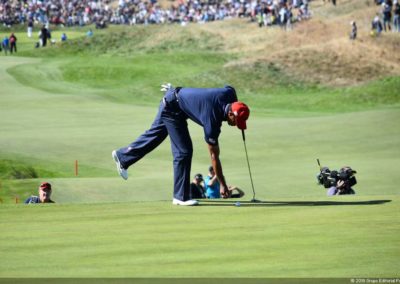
[9,33,17,54]
[394,0,400,32]
[61,33,67,42]
[2,36,9,55]
[0,0,310,29]
[350,21,357,40]
[205,166,221,199]
[228,186,245,198]
[40,25,48,47]
[327,180,355,196]
[86,29,93,37]
[27,19,33,38]
[47,27,53,43]
[204,166,245,198]
[382,2,392,31]
[257,12,263,27]
[286,5,293,30]
[25,182,56,204]
[190,173,206,199]
[372,14,383,35]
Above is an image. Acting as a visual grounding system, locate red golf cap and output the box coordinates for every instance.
[39,182,52,190]
[232,102,250,130]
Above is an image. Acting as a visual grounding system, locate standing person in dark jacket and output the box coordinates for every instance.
[112,85,250,206]
[9,33,17,53]
[394,0,400,32]
[382,2,392,31]
[40,25,48,47]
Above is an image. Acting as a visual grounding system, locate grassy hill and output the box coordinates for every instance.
[0,0,399,278]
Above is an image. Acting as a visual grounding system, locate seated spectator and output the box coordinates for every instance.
[190,173,206,199]
[204,166,245,199]
[25,182,55,204]
[205,166,220,199]
[61,33,67,42]
[86,29,93,37]
[228,186,245,198]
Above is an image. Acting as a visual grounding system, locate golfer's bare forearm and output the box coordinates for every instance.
[207,144,228,188]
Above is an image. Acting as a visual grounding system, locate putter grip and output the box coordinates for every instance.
[242,129,245,141]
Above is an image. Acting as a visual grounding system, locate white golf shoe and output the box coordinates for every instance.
[112,150,128,180]
[172,198,199,206]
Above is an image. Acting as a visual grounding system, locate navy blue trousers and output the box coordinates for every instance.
[116,90,193,201]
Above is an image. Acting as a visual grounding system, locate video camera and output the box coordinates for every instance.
[316,159,357,192]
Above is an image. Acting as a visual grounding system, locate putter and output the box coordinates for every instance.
[242,130,260,203]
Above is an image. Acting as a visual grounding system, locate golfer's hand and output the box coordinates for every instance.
[160,83,172,92]
[220,185,230,199]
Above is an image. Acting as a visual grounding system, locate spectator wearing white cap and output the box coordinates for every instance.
[350,21,357,40]
[382,1,392,31]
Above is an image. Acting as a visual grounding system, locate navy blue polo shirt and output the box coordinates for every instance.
[177,86,237,145]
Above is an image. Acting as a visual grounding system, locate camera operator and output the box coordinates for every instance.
[327,179,355,196]
[317,165,357,196]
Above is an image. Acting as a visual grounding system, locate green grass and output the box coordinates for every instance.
[0,22,399,277]
[4,26,399,111]
[0,197,398,277]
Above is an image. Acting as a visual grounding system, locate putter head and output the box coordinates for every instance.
[250,198,262,203]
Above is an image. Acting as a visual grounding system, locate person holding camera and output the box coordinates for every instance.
[327,179,356,196]
[317,165,357,196]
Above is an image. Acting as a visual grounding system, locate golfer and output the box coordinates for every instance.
[112,85,250,206]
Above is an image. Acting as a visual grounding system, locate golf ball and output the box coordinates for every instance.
[235,201,241,207]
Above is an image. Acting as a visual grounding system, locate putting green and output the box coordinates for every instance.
[0,197,398,277]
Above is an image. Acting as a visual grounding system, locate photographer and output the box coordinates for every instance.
[317,165,357,196]
[327,179,356,196]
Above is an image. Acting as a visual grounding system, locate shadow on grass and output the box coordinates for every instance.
[198,199,392,207]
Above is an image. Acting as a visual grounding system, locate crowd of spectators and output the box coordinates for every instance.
[0,0,312,29]
[371,0,400,35]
